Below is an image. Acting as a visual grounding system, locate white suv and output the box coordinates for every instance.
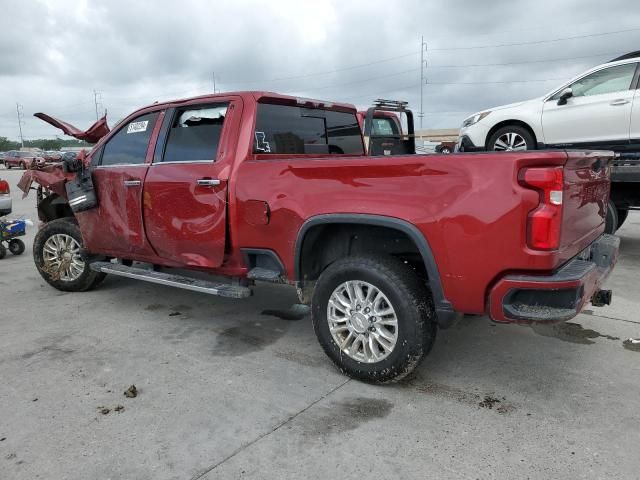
[457,52,640,153]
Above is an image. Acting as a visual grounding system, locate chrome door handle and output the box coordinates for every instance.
[610,99,630,106]
[196,179,221,187]
[123,180,141,187]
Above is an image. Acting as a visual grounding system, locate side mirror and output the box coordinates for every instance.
[557,87,573,106]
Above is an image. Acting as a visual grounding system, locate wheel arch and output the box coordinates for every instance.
[294,214,456,325]
[37,193,74,223]
[485,119,538,150]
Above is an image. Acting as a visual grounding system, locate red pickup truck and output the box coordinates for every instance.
[20,91,618,383]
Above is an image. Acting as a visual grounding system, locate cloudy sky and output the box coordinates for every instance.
[2,0,640,140]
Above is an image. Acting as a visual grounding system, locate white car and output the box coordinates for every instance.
[457,52,640,153]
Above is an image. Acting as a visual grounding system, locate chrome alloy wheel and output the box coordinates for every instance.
[493,132,527,151]
[42,233,85,281]
[327,280,399,363]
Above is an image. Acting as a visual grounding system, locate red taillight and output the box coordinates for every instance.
[0,180,9,195]
[519,166,564,250]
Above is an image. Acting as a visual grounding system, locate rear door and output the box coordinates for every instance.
[77,110,161,256]
[142,98,241,268]
[542,62,638,147]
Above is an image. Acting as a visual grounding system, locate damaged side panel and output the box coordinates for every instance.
[34,113,110,143]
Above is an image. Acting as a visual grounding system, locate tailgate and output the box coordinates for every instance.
[561,151,613,251]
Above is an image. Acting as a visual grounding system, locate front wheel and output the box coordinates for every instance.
[312,255,437,384]
[33,218,106,292]
[487,125,535,152]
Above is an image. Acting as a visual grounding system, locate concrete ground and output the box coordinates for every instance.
[0,166,639,480]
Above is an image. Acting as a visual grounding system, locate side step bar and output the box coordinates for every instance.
[90,262,251,299]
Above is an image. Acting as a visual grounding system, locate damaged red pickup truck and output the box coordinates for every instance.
[20,91,619,383]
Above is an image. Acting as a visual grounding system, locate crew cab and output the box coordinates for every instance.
[20,91,618,383]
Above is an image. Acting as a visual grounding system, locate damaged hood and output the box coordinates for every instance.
[34,113,110,143]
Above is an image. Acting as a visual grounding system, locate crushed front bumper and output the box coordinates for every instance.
[488,234,619,323]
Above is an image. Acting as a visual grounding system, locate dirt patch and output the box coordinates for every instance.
[124,385,138,398]
[301,397,393,436]
[402,378,515,414]
[261,304,310,321]
[211,323,288,356]
[623,338,640,352]
[145,304,166,311]
[532,322,619,345]
[170,304,192,312]
[21,345,74,361]
[273,349,326,368]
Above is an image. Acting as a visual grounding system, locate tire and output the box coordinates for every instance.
[487,125,535,152]
[33,218,106,292]
[5,164,10,170]
[8,238,25,255]
[20,162,26,170]
[617,208,629,230]
[312,255,437,384]
[604,200,619,234]
[0,243,5,259]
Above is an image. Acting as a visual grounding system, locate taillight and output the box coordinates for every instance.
[0,180,9,195]
[519,166,563,250]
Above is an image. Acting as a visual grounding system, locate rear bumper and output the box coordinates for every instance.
[488,234,619,323]
[0,195,11,216]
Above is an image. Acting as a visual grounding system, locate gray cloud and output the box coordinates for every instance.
[1,0,640,139]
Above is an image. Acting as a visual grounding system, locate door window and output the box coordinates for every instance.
[100,112,159,166]
[161,104,228,163]
[555,63,637,99]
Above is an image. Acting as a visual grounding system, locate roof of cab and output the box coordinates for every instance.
[145,91,357,112]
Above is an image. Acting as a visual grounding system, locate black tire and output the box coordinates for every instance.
[312,255,437,384]
[8,238,25,255]
[487,125,536,151]
[0,243,6,259]
[5,164,10,170]
[605,200,619,234]
[33,218,106,292]
[617,208,629,230]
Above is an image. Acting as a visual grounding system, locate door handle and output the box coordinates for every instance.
[196,178,221,187]
[123,180,141,187]
[610,99,630,106]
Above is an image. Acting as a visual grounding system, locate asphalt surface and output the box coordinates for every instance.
[0,166,639,480]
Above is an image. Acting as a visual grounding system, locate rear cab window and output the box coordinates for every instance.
[253,103,364,155]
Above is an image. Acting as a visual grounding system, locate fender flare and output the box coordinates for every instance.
[294,214,456,325]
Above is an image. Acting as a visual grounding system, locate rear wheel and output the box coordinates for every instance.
[617,208,629,230]
[20,161,26,170]
[33,218,106,291]
[487,125,535,152]
[0,243,6,259]
[312,255,437,384]
[605,200,619,234]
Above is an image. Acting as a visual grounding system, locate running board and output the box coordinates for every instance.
[90,262,251,299]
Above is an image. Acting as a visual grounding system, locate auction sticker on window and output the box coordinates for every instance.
[127,121,149,134]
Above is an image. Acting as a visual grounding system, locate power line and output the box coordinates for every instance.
[428,51,621,68]
[429,78,564,85]
[429,27,640,51]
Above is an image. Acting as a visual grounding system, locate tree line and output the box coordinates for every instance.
[0,137,91,152]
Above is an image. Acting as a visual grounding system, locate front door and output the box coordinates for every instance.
[142,99,240,268]
[77,110,161,257]
[542,62,638,147]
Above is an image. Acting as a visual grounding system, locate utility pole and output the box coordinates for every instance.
[93,89,103,121]
[16,103,25,148]
[212,72,217,93]
[419,35,427,131]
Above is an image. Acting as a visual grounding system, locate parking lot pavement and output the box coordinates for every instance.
[0,165,639,480]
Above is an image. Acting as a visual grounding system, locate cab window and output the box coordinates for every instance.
[554,63,637,99]
[160,104,228,163]
[254,103,364,155]
[100,112,159,166]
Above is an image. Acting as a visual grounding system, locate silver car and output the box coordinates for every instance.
[0,178,12,216]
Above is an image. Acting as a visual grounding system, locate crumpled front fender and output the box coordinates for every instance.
[18,164,70,199]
